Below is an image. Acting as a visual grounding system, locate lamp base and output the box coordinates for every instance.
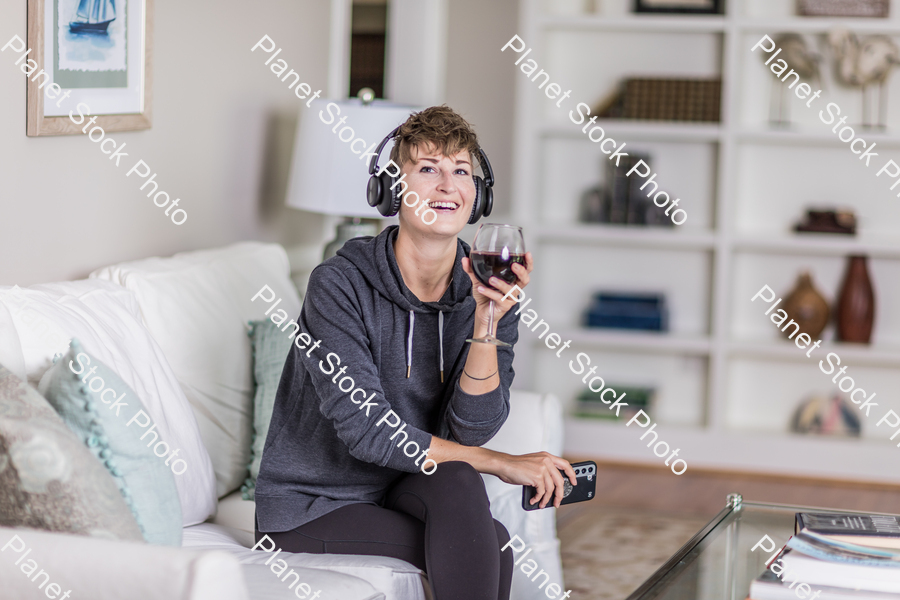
[323,218,379,261]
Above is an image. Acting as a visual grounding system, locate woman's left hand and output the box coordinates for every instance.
[461,252,534,329]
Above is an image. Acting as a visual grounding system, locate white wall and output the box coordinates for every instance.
[0,0,331,286]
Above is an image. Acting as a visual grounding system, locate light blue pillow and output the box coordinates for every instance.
[38,339,182,546]
[242,320,294,501]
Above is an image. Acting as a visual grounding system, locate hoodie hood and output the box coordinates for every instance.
[336,225,474,315]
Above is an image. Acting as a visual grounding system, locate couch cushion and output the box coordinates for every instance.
[0,281,217,527]
[241,564,385,600]
[243,320,295,501]
[183,524,428,600]
[92,243,302,499]
[0,364,144,541]
[39,340,183,546]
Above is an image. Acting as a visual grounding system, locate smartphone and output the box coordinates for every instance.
[521,460,597,511]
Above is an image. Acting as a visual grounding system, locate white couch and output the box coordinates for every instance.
[0,242,564,600]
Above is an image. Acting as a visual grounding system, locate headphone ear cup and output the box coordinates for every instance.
[483,186,493,218]
[371,172,399,217]
[366,174,382,208]
[388,174,403,217]
[469,176,484,224]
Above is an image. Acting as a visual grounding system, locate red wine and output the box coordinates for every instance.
[471,251,525,286]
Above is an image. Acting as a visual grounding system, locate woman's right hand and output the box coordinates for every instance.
[494,451,578,509]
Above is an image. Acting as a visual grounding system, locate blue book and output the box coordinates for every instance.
[584,293,668,331]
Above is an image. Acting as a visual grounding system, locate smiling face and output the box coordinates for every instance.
[397,142,477,238]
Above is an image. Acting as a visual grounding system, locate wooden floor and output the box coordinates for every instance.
[562,459,900,521]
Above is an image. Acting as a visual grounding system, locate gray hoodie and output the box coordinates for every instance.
[254,225,519,532]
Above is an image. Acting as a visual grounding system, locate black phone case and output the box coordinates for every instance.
[521,460,597,511]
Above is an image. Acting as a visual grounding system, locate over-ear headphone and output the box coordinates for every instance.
[366,126,494,224]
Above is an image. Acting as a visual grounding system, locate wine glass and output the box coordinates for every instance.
[466,223,526,346]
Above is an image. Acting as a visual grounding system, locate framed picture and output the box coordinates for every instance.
[26,0,153,136]
[634,0,723,14]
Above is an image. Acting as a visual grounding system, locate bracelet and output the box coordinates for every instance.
[464,369,497,381]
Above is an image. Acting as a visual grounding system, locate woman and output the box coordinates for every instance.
[255,105,576,600]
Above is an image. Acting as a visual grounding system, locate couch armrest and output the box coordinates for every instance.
[0,527,250,600]
[480,390,567,600]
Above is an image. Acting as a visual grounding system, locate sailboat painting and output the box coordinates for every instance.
[58,0,127,73]
[70,0,117,33]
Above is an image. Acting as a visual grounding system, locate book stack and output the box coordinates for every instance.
[578,154,675,227]
[596,78,722,122]
[573,385,653,422]
[749,512,900,600]
[583,292,669,332]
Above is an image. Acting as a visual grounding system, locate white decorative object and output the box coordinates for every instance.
[828,28,900,129]
[763,34,821,127]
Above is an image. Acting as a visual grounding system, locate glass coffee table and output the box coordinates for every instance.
[626,494,894,600]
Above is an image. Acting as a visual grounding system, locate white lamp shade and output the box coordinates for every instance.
[285,99,420,217]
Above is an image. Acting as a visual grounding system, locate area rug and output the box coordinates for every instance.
[557,506,708,600]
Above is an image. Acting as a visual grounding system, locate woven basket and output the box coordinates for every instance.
[797,0,889,17]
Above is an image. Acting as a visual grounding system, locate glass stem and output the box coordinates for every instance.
[487,299,496,339]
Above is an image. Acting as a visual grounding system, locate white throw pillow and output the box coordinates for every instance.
[0,300,26,381]
[91,242,302,498]
[0,281,218,527]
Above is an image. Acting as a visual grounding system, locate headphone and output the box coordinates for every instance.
[366,126,494,224]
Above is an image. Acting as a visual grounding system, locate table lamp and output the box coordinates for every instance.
[285,90,420,259]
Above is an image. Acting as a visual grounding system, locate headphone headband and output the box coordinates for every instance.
[368,126,401,176]
[477,148,494,188]
[368,127,493,183]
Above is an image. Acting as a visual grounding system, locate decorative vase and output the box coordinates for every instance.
[836,255,875,344]
[781,272,830,340]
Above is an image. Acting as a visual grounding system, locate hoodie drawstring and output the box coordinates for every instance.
[439,311,444,383]
[407,311,415,378]
[406,309,446,383]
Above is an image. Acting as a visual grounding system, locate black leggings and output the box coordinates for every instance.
[255,461,513,600]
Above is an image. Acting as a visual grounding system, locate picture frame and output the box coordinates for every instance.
[634,0,723,14]
[26,0,153,136]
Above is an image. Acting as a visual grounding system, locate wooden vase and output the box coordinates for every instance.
[836,255,875,344]
[781,272,830,339]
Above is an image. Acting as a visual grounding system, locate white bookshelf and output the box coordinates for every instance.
[511,0,900,483]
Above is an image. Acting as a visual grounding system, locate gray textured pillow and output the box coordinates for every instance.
[0,363,144,541]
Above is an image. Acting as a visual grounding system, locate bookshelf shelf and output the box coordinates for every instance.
[533,329,712,355]
[564,418,900,483]
[512,0,900,483]
[736,129,900,148]
[541,121,723,143]
[734,235,900,259]
[537,224,716,250]
[539,14,728,33]
[729,340,900,367]
[737,17,900,34]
